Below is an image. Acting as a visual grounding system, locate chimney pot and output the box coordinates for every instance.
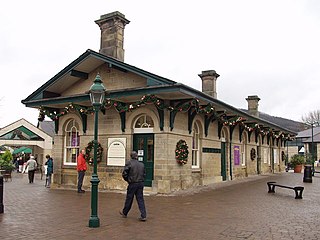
[246,95,260,117]
[95,11,130,62]
[198,70,220,99]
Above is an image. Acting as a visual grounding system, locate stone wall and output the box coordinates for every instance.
[50,68,286,194]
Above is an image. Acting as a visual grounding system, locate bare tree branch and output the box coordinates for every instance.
[301,110,320,126]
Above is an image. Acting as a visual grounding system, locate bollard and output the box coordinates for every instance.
[0,175,3,213]
[303,165,313,183]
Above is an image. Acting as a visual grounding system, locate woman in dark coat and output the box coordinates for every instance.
[45,155,53,188]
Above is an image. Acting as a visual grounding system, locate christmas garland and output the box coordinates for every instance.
[37,94,294,141]
[175,139,189,165]
[85,140,103,165]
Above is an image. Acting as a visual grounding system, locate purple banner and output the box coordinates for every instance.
[71,132,79,147]
[234,145,240,165]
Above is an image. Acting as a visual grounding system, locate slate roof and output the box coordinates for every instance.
[37,120,55,137]
[240,109,305,134]
[295,126,320,143]
[21,49,297,136]
[303,133,320,143]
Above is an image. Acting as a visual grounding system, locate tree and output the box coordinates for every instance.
[1,150,13,162]
[301,110,320,126]
[0,150,15,171]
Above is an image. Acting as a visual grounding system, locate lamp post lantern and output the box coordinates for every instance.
[88,74,106,228]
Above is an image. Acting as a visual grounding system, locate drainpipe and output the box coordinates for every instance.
[230,142,232,180]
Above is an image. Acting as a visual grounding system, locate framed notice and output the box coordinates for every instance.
[107,138,126,166]
[234,145,240,165]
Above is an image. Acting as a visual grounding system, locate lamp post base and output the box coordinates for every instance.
[89,216,100,228]
[89,174,100,228]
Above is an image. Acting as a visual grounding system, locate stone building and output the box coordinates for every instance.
[295,126,320,162]
[22,12,296,194]
[0,118,53,166]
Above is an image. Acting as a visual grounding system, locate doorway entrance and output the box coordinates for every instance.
[133,134,154,187]
[221,142,227,181]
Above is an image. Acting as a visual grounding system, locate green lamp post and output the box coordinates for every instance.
[88,74,106,228]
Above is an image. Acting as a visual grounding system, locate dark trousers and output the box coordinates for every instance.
[28,170,35,183]
[77,171,85,191]
[46,173,52,187]
[123,182,146,218]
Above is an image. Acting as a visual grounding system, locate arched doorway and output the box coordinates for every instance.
[221,128,229,181]
[133,114,154,187]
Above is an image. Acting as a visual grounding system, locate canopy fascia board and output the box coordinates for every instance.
[0,139,49,149]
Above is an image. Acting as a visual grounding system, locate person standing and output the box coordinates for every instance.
[77,149,87,193]
[18,157,24,173]
[120,151,147,221]
[45,154,53,188]
[14,157,19,172]
[25,156,37,183]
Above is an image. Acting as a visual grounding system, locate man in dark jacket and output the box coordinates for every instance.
[120,151,147,221]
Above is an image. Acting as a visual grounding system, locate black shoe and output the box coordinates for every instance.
[139,217,147,222]
[119,210,127,218]
[77,190,85,193]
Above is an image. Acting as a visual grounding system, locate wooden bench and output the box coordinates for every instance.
[267,181,304,199]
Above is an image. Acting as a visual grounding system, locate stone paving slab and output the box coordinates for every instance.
[1,171,320,240]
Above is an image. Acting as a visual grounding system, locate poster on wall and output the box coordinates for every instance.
[107,138,126,166]
[234,145,240,165]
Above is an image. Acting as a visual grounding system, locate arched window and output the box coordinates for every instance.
[241,134,247,166]
[64,119,80,165]
[134,114,154,133]
[192,122,200,168]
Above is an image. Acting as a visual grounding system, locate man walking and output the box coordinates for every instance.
[77,149,87,193]
[120,151,147,221]
[25,156,37,183]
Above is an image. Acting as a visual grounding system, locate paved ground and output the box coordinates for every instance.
[1,170,320,240]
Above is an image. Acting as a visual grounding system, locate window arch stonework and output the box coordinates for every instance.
[192,120,202,169]
[127,108,159,133]
[63,118,81,165]
[133,114,154,134]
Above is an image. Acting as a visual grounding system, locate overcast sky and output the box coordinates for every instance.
[1,0,320,128]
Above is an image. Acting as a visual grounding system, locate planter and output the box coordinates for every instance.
[294,164,303,173]
[0,169,12,181]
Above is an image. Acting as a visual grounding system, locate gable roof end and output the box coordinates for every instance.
[21,49,176,104]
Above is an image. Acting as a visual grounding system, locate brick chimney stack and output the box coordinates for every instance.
[246,95,260,117]
[198,70,220,99]
[95,11,130,62]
